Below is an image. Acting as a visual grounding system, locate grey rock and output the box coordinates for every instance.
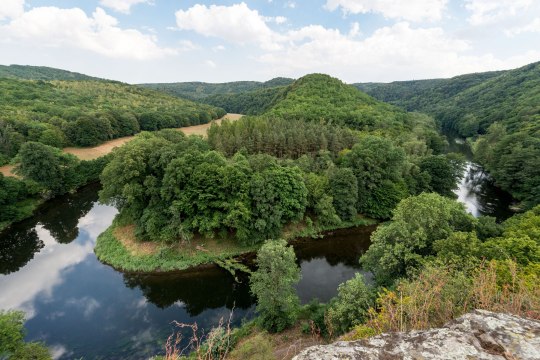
[293,310,540,359]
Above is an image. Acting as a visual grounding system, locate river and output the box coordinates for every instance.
[0,138,513,359]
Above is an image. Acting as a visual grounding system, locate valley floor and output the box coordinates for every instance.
[0,113,243,175]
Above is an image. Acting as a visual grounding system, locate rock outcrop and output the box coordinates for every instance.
[293,310,540,359]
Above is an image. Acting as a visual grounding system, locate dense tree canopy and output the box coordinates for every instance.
[361,193,477,284]
[356,61,540,208]
[0,77,224,162]
[140,77,293,101]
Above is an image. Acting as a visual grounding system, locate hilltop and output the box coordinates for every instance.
[140,77,294,101]
[0,64,103,81]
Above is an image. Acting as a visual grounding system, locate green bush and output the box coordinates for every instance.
[326,273,374,334]
[0,310,51,360]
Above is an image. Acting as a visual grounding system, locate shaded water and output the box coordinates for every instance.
[0,183,374,359]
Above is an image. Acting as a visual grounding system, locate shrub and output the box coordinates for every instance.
[228,333,275,360]
[326,273,374,334]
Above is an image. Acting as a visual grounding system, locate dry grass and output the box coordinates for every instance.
[269,324,325,360]
[113,225,158,256]
[63,136,133,160]
[1,114,243,177]
[0,164,17,178]
[359,260,540,337]
[64,113,243,161]
[113,224,252,258]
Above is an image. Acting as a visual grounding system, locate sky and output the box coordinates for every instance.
[0,0,539,84]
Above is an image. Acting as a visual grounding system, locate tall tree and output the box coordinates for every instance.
[250,239,301,332]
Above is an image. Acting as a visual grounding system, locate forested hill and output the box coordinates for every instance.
[200,73,423,131]
[356,61,540,208]
[264,73,420,133]
[0,78,225,163]
[140,77,294,101]
[354,70,503,113]
[353,62,538,137]
[0,65,102,81]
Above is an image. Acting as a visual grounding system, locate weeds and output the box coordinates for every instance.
[165,310,234,360]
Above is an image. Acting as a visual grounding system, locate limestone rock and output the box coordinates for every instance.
[293,310,540,359]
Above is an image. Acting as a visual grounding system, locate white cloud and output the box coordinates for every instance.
[0,0,24,20]
[349,21,361,37]
[324,0,448,22]
[285,1,296,9]
[258,21,540,82]
[465,0,533,25]
[175,3,282,50]
[66,296,101,318]
[99,0,151,14]
[1,6,175,60]
[505,17,540,36]
[265,15,288,24]
[205,60,217,68]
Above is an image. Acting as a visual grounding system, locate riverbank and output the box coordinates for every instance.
[0,114,243,233]
[0,198,43,233]
[94,216,376,274]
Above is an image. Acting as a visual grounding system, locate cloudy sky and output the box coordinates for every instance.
[0,0,539,83]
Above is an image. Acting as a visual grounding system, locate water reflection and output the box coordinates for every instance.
[0,184,374,359]
[293,226,374,303]
[123,269,254,315]
[0,183,102,274]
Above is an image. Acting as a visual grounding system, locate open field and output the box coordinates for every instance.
[0,113,243,176]
[0,164,17,178]
[63,113,243,160]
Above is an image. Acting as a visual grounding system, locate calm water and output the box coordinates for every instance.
[0,183,374,359]
[0,137,514,359]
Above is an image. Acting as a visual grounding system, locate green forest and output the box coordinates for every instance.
[355,62,540,208]
[0,65,101,81]
[98,74,461,246]
[0,78,225,162]
[140,77,294,101]
[0,74,225,230]
[1,62,539,360]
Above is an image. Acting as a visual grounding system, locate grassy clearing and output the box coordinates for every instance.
[65,113,243,161]
[95,215,377,274]
[94,223,259,273]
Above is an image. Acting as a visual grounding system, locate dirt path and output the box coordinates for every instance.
[0,113,243,177]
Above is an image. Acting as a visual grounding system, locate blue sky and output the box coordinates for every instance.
[0,0,539,83]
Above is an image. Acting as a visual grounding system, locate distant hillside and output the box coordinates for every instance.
[354,71,503,114]
[0,65,102,81]
[0,78,225,162]
[356,62,540,207]
[140,77,294,100]
[202,86,287,115]
[264,73,418,133]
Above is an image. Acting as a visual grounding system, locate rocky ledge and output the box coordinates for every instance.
[293,310,540,359]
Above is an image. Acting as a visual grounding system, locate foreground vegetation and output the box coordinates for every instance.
[0,310,51,360]
[163,197,540,359]
[356,61,540,208]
